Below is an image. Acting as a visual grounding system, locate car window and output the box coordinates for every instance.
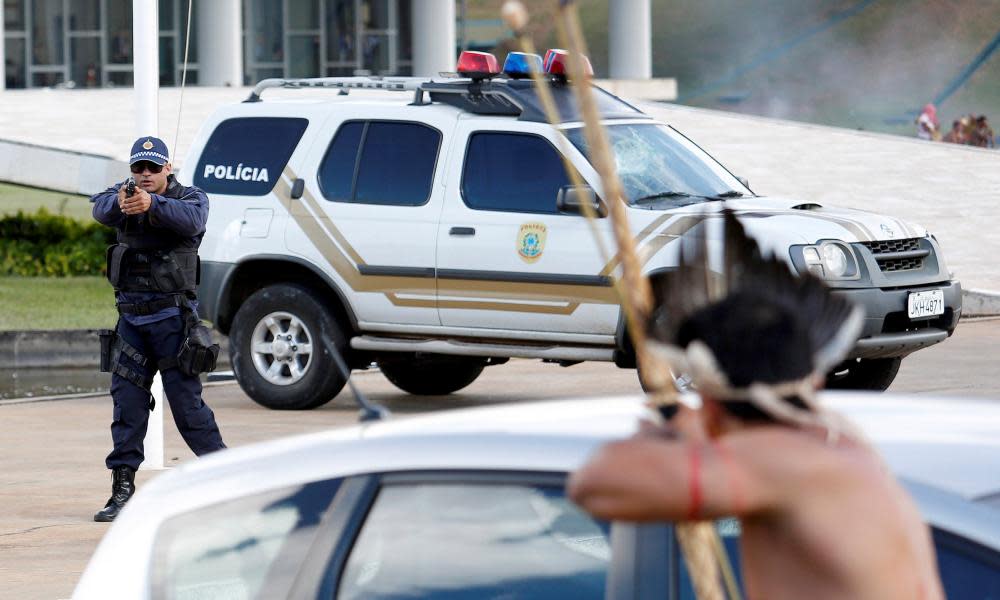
[194,117,308,196]
[338,482,610,599]
[151,478,341,600]
[677,518,744,600]
[318,121,440,206]
[934,528,1000,599]
[318,121,365,202]
[462,132,571,214]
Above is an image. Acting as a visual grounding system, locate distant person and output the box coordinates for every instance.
[974,115,995,148]
[569,211,945,600]
[942,119,965,144]
[916,103,940,141]
[90,137,226,522]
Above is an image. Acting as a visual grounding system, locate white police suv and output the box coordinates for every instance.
[184,50,961,409]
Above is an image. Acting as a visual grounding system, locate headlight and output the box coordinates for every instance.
[799,241,859,280]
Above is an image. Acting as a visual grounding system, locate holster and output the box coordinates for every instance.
[176,321,220,377]
[98,329,116,372]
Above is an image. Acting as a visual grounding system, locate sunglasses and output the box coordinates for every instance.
[130,161,165,174]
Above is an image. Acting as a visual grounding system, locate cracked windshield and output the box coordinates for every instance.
[565,124,749,208]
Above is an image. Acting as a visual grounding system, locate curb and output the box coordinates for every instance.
[962,288,1000,317]
[0,329,230,370]
[1,289,997,369]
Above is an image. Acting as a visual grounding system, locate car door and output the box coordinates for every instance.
[435,120,620,338]
[285,111,454,327]
[289,471,613,599]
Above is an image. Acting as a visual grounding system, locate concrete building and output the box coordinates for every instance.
[2,0,652,89]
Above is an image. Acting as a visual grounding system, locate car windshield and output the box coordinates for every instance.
[564,123,750,208]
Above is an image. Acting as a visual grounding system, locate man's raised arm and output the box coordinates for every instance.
[147,186,209,237]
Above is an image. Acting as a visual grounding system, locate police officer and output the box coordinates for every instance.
[91,136,226,522]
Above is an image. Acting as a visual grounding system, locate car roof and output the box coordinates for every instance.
[150,391,1000,505]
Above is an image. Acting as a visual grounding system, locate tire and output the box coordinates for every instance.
[378,355,485,395]
[825,357,902,391]
[230,284,349,409]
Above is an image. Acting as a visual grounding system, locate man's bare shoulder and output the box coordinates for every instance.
[719,426,882,492]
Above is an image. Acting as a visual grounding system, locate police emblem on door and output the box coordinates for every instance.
[517,222,547,263]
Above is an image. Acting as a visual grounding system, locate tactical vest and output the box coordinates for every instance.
[106,217,200,293]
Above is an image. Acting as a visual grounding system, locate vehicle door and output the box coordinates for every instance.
[285,109,456,327]
[295,471,613,599]
[436,119,619,338]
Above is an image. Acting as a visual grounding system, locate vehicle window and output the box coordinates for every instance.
[318,121,365,202]
[150,478,340,600]
[565,124,749,208]
[934,528,1000,599]
[677,518,744,600]
[318,121,439,206]
[462,132,571,214]
[338,483,610,599]
[194,117,308,196]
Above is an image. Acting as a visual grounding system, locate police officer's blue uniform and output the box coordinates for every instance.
[91,137,225,521]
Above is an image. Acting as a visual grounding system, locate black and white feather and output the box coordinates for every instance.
[648,208,863,375]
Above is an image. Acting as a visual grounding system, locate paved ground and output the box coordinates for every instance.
[0,317,998,599]
[1,87,998,291]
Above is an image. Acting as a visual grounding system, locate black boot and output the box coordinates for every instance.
[94,465,136,522]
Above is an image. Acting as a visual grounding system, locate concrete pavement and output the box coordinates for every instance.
[1,317,998,598]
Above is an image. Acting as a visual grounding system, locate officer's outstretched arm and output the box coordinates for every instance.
[91,183,126,227]
[147,187,209,237]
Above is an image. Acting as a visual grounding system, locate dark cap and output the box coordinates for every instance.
[129,136,170,165]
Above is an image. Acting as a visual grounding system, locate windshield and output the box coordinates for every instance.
[564,124,750,208]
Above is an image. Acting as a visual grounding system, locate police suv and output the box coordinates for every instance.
[185,50,961,410]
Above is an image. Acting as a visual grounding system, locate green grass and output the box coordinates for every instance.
[0,277,118,330]
[0,183,92,221]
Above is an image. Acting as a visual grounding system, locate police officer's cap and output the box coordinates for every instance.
[129,136,170,166]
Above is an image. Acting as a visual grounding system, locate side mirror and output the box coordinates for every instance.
[290,178,305,199]
[556,185,606,218]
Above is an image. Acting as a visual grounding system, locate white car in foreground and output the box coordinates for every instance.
[75,393,1000,599]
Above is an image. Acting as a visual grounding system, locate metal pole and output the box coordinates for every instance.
[133,0,159,135]
[609,0,652,79]
[132,0,164,471]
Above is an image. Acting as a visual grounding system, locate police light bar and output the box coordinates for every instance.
[502,52,543,79]
[543,49,593,79]
[456,51,500,80]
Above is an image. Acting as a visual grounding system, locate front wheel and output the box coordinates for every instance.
[231,284,349,409]
[378,355,485,395]
[825,357,902,391]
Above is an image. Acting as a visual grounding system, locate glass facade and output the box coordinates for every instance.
[3,0,420,89]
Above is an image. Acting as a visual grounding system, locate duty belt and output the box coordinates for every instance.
[116,294,186,316]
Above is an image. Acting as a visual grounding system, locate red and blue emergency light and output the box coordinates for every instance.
[502,52,543,79]
[456,51,500,80]
[543,49,593,78]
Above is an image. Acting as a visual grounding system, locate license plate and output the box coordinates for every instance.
[908,289,945,319]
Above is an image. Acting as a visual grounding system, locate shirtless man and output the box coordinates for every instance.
[568,211,944,600]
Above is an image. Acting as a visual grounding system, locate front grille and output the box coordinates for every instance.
[882,308,953,333]
[860,238,925,272]
[862,238,921,254]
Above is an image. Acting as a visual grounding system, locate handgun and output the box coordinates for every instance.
[126,177,136,197]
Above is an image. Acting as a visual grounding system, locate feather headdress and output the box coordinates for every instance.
[647,208,865,442]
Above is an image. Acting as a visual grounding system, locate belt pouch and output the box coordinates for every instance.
[105,245,130,288]
[98,329,117,372]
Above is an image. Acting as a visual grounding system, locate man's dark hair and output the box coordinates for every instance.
[676,292,813,422]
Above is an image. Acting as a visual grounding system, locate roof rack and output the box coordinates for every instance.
[244,76,430,103]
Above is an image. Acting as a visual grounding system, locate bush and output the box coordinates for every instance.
[0,208,115,276]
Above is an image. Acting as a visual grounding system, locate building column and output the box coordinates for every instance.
[197,0,243,86]
[1,9,6,90]
[609,0,651,79]
[412,0,456,77]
